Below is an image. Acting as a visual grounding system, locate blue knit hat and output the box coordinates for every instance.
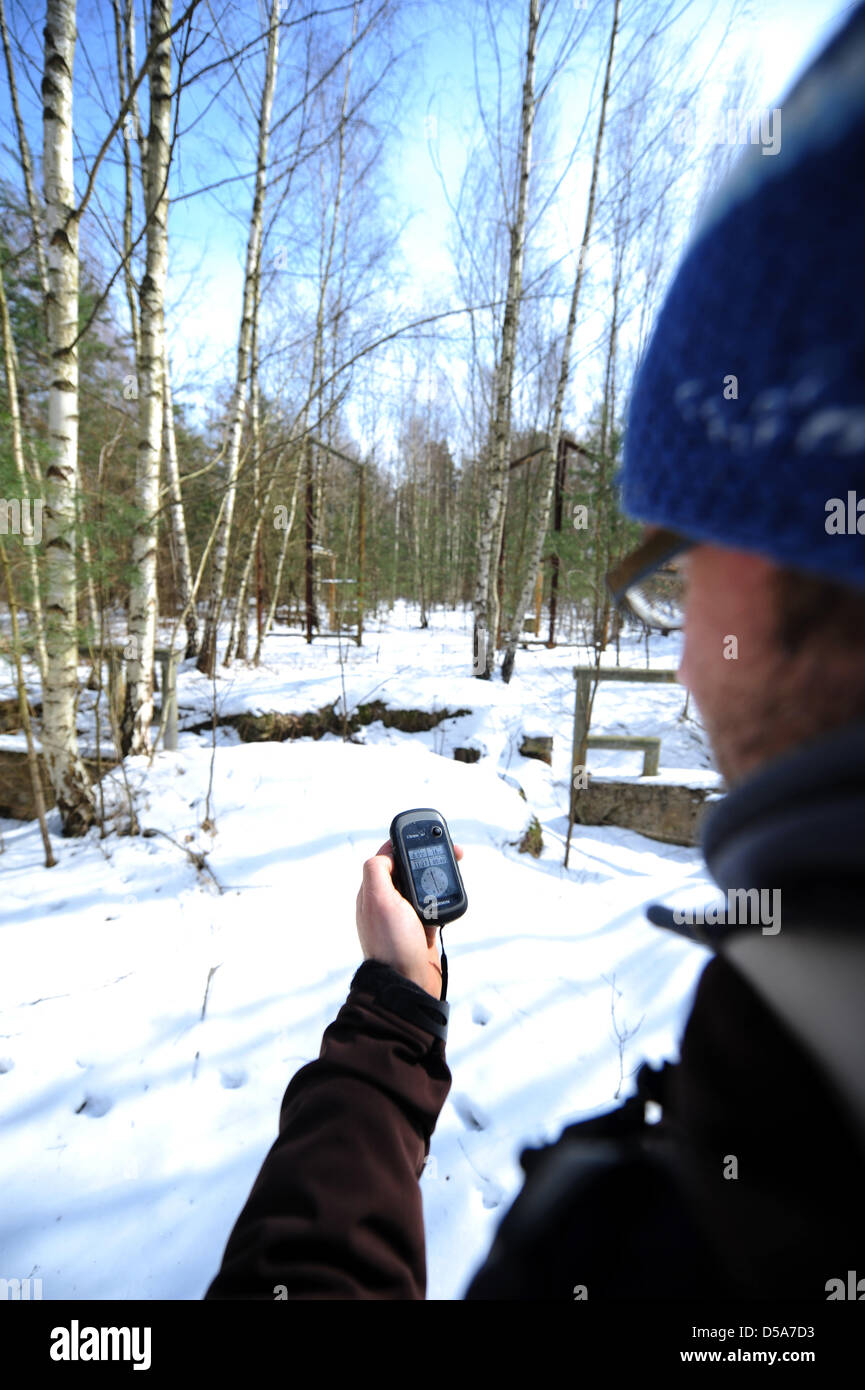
[621,2,865,592]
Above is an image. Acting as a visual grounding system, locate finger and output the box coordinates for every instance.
[363,851,399,898]
[363,842,393,879]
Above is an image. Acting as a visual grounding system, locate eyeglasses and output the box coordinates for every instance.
[605,527,694,633]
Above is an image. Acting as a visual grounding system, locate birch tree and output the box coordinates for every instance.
[120,0,173,755]
[257,453,301,654]
[472,0,539,678]
[110,0,143,363]
[229,290,264,663]
[501,0,619,682]
[301,2,359,643]
[112,0,197,661]
[197,0,281,675]
[40,0,96,834]
[162,358,198,657]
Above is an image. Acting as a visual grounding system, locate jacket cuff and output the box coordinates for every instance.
[350,959,450,1042]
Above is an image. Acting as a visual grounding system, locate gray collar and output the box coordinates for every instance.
[647,718,865,947]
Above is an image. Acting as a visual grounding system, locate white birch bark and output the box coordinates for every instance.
[162,358,198,656]
[197,0,280,675]
[225,458,280,666]
[111,0,141,362]
[228,278,264,664]
[472,0,539,678]
[301,6,356,644]
[41,0,95,833]
[113,4,194,659]
[257,457,301,655]
[121,0,172,755]
[501,0,619,682]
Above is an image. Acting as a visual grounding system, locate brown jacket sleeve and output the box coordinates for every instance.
[204,960,452,1300]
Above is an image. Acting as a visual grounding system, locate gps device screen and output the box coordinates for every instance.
[408,841,455,903]
[389,808,468,925]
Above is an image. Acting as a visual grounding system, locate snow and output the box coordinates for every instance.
[591,769,724,789]
[0,605,722,1300]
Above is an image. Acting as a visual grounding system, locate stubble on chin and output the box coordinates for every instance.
[692,647,824,788]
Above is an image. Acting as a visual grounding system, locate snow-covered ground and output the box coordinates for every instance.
[0,604,725,1300]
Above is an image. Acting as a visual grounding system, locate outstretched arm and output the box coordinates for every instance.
[203,841,459,1300]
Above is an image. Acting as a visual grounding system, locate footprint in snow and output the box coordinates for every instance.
[480,1178,506,1210]
[452,1092,490,1132]
[0,1057,14,1073]
[219,1068,248,1090]
[75,1094,113,1118]
[471,1001,492,1026]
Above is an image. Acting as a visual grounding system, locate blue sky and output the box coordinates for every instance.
[0,0,857,447]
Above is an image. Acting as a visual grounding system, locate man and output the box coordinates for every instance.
[204,2,865,1300]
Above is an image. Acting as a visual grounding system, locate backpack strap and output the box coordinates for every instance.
[649,904,865,1153]
[717,925,865,1151]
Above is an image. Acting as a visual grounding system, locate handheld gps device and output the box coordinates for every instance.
[389,808,468,925]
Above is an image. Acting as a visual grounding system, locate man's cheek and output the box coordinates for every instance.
[678,600,728,700]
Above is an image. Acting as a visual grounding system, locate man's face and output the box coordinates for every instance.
[676,544,792,786]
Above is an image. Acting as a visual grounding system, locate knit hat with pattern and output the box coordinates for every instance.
[621,2,865,591]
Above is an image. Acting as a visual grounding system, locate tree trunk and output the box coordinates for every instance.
[78,525,99,641]
[41,0,95,835]
[232,283,264,663]
[225,457,282,667]
[392,491,400,603]
[411,452,427,627]
[593,248,622,651]
[472,0,539,678]
[356,459,365,645]
[304,436,317,642]
[121,0,172,756]
[197,0,280,675]
[111,0,141,362]
[162,357,198,656]
[501,0,619,683]
[257,456,300,655]
[546,438,566,647]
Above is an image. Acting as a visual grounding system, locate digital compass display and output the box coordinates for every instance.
[409,844,452,899]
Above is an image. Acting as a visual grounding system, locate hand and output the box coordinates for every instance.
[355,839,464,1000]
